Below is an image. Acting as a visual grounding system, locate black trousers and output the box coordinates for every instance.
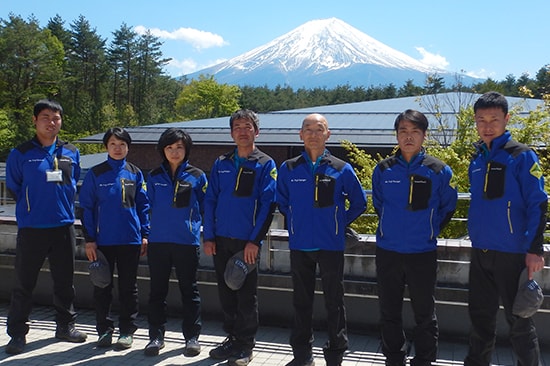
[94,245,140,335]
[464,248,540,366]
[147,243,201,341]
[289,250,348,366]
[375,247,438,366]
[212,236,258,351]
[7,225,77,338]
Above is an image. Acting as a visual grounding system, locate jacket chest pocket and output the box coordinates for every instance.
[121,178,137,208]
[483,161,506,200]
[234,167,256,197]
[314,174,336,208]
[173,180,192,208]
[408,174,432,211]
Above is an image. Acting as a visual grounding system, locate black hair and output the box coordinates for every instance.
[156,127,193,162]
[34,99,63,118]
[229,109,259,132]
[473,91,508,115]
[394,109,429,132]
[102,127,132,147]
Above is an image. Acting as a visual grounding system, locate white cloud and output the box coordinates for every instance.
[465,69,494,79]
[134,25,228,50]
[415,47,449,70]
[165,58,228,76]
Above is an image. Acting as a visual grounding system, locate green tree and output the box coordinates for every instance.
[398,79,423,97]
[108,23,138,108]
[175,75,241,120]
[65,15,108,134]
[0,109,16,159]
[134,29,171,125]
[47,14,71,52]
[0,14,64,144]
[343,97,550,239]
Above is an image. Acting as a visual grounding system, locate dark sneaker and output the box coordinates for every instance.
[209,336,236,360]
[114,335,133,350]
[228,349,253,366]
[185,337,201,356]
[144,337,165,356]
[5,337,26,355]
[55,326,87,343]
[97,331,113,348]
[286,357,315,366]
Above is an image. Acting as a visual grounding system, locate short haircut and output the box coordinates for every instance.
[102,127,131,147]
[394,109,429,132]
[474,91,508,115]
[156,127,193,162]
[229,109,259,132]
[34,99,63,118]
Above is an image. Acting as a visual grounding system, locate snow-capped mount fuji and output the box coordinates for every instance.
[185,18,475,89]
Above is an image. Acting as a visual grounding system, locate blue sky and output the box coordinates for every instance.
[2,0,549,81]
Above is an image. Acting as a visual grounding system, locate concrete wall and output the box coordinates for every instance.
[0,216,549,345]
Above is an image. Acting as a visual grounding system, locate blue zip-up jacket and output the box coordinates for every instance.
[6,137,80,228]
[468,131,547,255]
[203,148,277,245]
[372,149,457,254]
[147,161,208,246]
[79,157,150,246]
[277,150,367,251]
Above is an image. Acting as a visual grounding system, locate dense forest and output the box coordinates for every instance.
[1,13,549,159]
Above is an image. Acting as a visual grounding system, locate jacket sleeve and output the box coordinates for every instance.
[196,172,208,215]
[135,170,150,238]
[78,171,98,242]
[518,150,548,255]
[203,160,220,242]
[249,159,277,245]
[438,165,458,230]
[146,173,155,211]
[5,149,22,200]
[73,148,81,182]
[343,163,367,226]
[276,162,290,218]
[371,165,382,218]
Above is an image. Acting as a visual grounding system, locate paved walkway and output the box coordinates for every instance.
[0,302,548,366]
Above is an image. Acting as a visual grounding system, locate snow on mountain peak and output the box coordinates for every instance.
[211,17,439,75]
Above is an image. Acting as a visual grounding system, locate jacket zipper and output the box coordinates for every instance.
[408,175,414,205]
[121,178,126,203]
[173,181,180,205]
[235,167,243,191]
[334,206,339,235]
[25,186,30,212]
[507,201,513,233]
[483,163,490,193]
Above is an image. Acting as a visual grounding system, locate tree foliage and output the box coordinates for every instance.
[175,75,241,120]
[0,12,549,164]
[343,91,550,239]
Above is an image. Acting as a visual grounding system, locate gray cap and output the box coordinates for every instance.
[89,250,111,288]
[512,268,544,318]
[224,250,257,290]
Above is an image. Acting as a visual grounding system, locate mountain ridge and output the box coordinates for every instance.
[186,18,477,89]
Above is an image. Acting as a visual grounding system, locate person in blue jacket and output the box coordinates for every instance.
[80,127,150,350]
[203,109,277,366]
[464,92,547,366]
[4,99,87,355]
[372,109,457,366]
[144,128,207,357]
[277,113,367,366]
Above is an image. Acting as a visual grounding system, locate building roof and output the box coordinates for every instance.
[77,92,545,148]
